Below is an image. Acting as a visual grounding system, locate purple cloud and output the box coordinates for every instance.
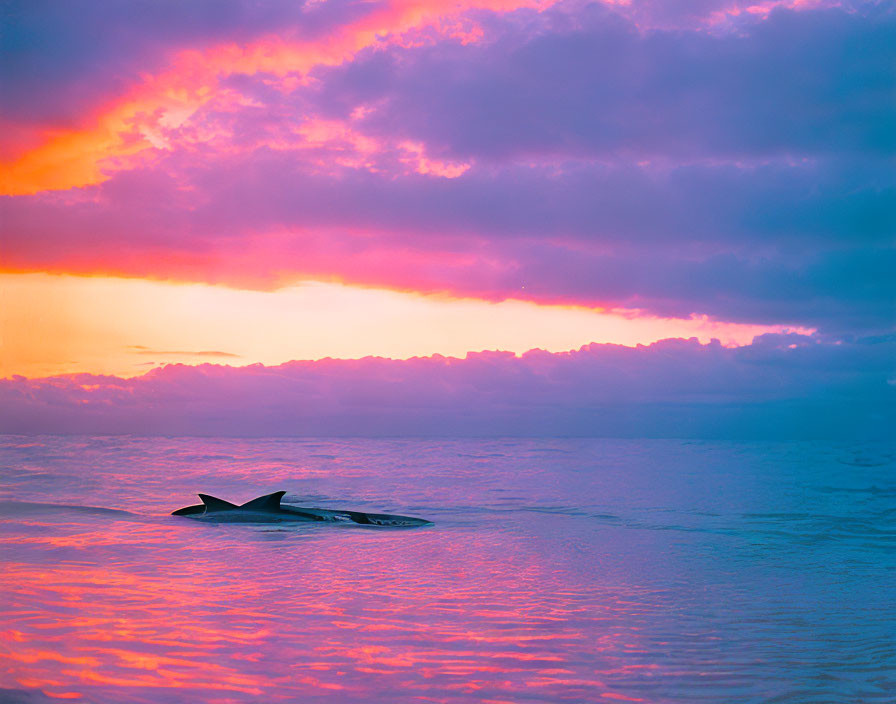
[2,335,893,439]
[0,0,374,130]
[312,5,896,161]
[3,152,893,333]
[2,1,892,339]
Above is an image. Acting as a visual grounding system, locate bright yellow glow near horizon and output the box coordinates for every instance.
[0,273,812,378]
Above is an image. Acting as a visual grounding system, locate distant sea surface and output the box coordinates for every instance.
[1,436,894,704]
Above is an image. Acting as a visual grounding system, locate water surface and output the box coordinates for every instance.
[1,436,894,703]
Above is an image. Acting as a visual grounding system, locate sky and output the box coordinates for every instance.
[0,0,893,437]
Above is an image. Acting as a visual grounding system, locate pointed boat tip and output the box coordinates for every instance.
[171,504,205,516]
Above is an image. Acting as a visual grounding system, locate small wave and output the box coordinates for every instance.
[817,485,896,497]
[0,500,136,518]
[836,452,895,468]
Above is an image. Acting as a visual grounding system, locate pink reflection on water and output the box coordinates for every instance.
[1,436,723,703]
[0,517,653,703]
[4,436,892,703]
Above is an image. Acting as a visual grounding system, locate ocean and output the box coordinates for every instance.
[1,436,893,703]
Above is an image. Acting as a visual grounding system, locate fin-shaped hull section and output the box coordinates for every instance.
[239,491,286,511]
[198,494,238,512]
[172,492,431,527]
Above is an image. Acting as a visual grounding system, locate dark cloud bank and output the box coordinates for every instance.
[2,335,893,439]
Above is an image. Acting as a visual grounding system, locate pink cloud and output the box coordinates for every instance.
[2,335,892,439]
[2,1,891,338]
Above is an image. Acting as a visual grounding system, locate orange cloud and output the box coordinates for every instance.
[1,0,552,196]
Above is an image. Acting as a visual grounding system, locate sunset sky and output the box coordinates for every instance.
[1,0,893,436]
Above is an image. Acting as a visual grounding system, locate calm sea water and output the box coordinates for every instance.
[0,436,894,704]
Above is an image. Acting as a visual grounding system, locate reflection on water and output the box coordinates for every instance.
[1,437,894,703]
